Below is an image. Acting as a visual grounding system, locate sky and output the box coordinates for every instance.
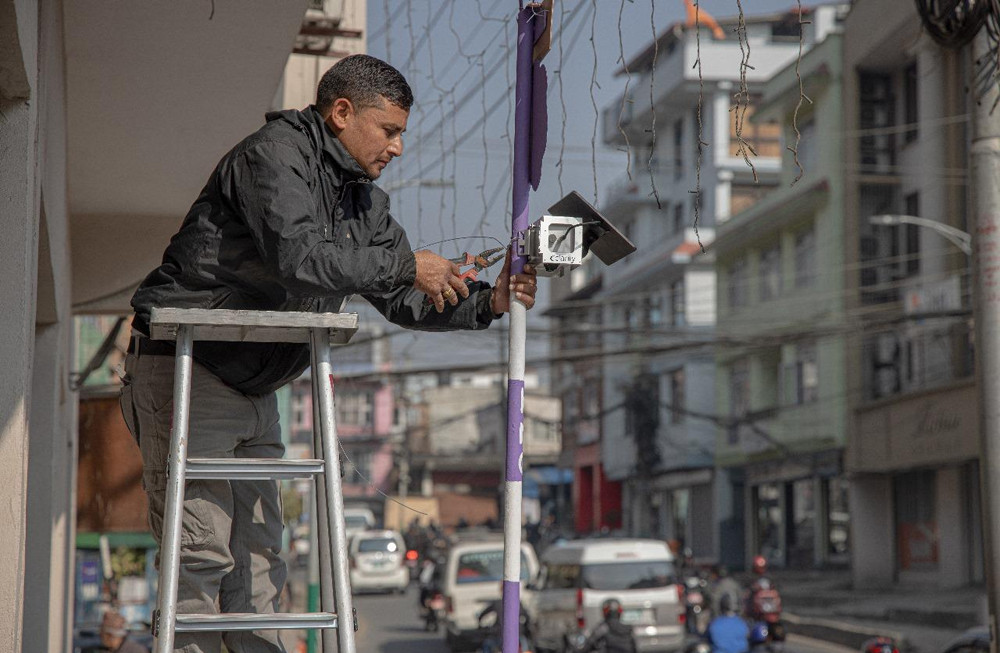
[357,0,801,373]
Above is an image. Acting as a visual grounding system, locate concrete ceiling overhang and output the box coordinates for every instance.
[65,0,309,313]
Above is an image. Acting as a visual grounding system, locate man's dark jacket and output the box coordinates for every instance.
[131,106,495,394]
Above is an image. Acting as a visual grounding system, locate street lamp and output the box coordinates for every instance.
[868,213,972,257]
[380,177,455,192]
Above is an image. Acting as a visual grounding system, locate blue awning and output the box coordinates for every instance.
[523,467,573,498]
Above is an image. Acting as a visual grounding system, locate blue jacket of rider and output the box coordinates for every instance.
[707,614,750,653]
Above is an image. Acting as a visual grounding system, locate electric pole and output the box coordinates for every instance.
[971,30,1000,653]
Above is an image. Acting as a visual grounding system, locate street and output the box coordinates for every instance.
[341,583,856,653]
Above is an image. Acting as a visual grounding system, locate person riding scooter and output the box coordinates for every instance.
[745,556,781,623]
[706,594,749,653]
[576,598,637,653]
[417,556,445,632]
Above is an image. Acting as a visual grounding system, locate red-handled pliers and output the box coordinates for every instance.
[450,246,506,283]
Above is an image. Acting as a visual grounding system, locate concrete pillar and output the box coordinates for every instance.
[850,474,895,588]
[937,465,969,587]
[0,1,41,649]
[25,324,76,653]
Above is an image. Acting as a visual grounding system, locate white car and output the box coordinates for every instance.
[439,534,539,652]
[348,529,409,594]
[524,538,685,653]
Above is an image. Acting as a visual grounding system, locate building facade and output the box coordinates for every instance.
[587,5,842,564]
[842,0,982,588]
[714,27,849,570]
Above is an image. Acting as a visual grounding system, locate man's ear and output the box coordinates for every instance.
[328,98,355,131]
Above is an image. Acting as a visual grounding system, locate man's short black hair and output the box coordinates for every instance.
[316,54,413,114]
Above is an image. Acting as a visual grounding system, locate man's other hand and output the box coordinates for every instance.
[413,250,469,313]
[490,248,538,315]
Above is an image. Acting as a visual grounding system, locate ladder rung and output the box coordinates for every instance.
[185,458,325,480]
[174,612,338,632]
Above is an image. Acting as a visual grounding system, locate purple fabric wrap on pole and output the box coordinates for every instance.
[530,62,547,191]
[506,379,525,482]
[529,1,548,190]
[511,6,534,276]
[503,580,521,651]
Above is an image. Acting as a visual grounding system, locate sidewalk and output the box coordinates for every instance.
[768,570,987,653]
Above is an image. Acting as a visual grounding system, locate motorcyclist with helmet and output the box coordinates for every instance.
[706,593,749,653]
[577,598,637,653]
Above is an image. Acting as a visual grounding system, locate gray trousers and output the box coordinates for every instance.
[120,350,287,653]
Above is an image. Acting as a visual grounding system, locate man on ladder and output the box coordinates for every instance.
[120,54,538,653]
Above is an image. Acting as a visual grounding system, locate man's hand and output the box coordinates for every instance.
[490,248,538,315]
[413,250,470,313]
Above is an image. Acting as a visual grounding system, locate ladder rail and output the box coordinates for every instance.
[311,344,339,653]
[154,325,195,653]
[312,327,358,653]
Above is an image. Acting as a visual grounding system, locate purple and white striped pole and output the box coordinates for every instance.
[502,5,535,653]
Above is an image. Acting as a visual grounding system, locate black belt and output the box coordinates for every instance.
[128,335,177,357]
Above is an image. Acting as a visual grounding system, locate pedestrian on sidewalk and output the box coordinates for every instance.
[100,610,149,653]
[119,53,538,653]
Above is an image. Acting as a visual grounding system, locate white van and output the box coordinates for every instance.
[343,507,376,543]
[439,534,539,652]
[524,539,684,653]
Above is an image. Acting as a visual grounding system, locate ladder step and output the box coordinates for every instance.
[185,458,325,480]
[174,612,339,632]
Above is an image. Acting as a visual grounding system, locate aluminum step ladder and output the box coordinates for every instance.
[147,307,360,653]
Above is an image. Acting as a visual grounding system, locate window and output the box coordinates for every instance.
[894,470,938,571]
[796,119,817,175]
[730,183,769,216]
[759,245,782,301]
[673,202,685,234]
[730,97,781,158]
[728,258,749,309]
[456,550,534,584]
[338,391,374,427]
[793,343,819,404]
[581,561,676,590]
[904,62,918,143]
[344,449,373,483]
[794,228,816,288]
[542,563,581,590]
[673,119,684,179]
[728,360,750,445]
[647,295,663,327]
[859,72,895,170]
[357,537,399,553]
[826,478,851,558]
[670,280,686,327]
[669,368,685,424]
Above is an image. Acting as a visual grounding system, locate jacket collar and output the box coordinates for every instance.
[266,106,369,181]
